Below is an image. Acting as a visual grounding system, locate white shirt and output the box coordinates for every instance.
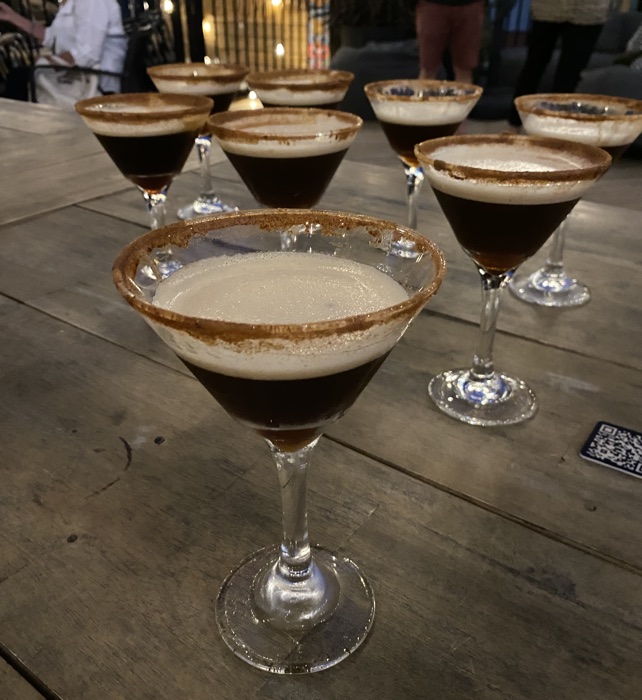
[43,0,128,93]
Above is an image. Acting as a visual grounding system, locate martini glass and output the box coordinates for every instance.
[208,108,362,209]
[415,134,610,426]
[148,63,249,220]
[112,209,446,673]
[209,107,362,251]
[75,93,212,230]
[246,68,354,109]
[509,93,642,307]
[364,79,482,229]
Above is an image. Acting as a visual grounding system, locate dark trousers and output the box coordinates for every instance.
[508,20,604,125]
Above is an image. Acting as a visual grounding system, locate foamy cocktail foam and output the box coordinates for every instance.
[76,95,210,137]
[152,252,408,379]
[370,97,477,127]
[520,111,642,147]
[211,111,360,158]
[149,64,246,96]
[255,86,346,106]
[419,142,602,205]
[248,70,351,106]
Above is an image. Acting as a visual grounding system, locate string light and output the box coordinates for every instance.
[203,20,212,34]
[271,0,283,7]
[162,0,173,13]
[275,43,285,57]
[204,56,212,65]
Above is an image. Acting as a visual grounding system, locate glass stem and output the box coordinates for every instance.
[196,134,215,199]
[542,219,567,275]
[269,438,317,576]
[253,436,340,629]
[470,269,507,382]
[402,162,424,230]
[141,187,168,230]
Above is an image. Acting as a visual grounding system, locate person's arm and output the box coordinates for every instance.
[0,1,45,42]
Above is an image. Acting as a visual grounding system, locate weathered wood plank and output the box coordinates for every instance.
[35,154,642,373]
[0,659,43,700]
[0,97,80,134]
[0,306,640,698]
[329,310,642,570]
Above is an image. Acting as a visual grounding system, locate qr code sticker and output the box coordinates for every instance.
[580,422,642,479]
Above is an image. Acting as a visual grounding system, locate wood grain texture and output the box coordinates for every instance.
[0,96,80,134]
[328,310,642,569]
[0,659,43,700]
[0,306,641,700]
[2,102,642,698]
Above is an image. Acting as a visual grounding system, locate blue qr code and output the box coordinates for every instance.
[584,423,642,475]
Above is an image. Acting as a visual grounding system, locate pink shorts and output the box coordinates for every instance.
[416,0,485,73]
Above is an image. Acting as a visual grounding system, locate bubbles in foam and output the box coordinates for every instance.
[152,252,408,379]
[155,253,407,323]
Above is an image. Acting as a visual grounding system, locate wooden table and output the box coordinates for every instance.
[1,98,641,700]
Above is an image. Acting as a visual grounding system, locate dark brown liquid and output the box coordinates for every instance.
[95,130,199,192]
[225,149,348,207]
[601,143,629,164]
[433,188,579,273]
[379,120,460,167]
[182,354,389,451]
[200,91,236,135]
[209,91,236,115]
[261,100,341,110]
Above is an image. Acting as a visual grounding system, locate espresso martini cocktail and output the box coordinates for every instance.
[148,62,249,219]
[365,79,482,229]
[112,209,446,674]
[510,93,642,307]
[415,134,610,426]
[246,69,353,109]
[208,108,362,208]
[75,93,212,230]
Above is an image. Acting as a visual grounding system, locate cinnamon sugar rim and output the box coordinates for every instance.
[246,69,354,92]
[147,62,249,84]
[112,209,446,343]
[415,134,611,183]
[208,108,363,144]
[75,93,213,122]
[515,93,642,122]
[364,79,482,102]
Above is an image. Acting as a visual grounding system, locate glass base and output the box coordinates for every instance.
[177,195,238,220]
[428,368,537,426]
[509,268,590,308]
[216,545,375,674]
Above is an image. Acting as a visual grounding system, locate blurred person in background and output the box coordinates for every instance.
[508,0,612,127]
[415,0,486,84]
[0,0,127,104]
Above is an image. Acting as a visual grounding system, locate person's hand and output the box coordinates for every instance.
[0,2,22,25]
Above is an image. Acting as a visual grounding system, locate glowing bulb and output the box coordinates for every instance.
[271,0,282,6]
[162,0,173,12]
[248,90,257,100]
[275,43,285,57]
[203,20,212,33]
[204,56,212,65]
